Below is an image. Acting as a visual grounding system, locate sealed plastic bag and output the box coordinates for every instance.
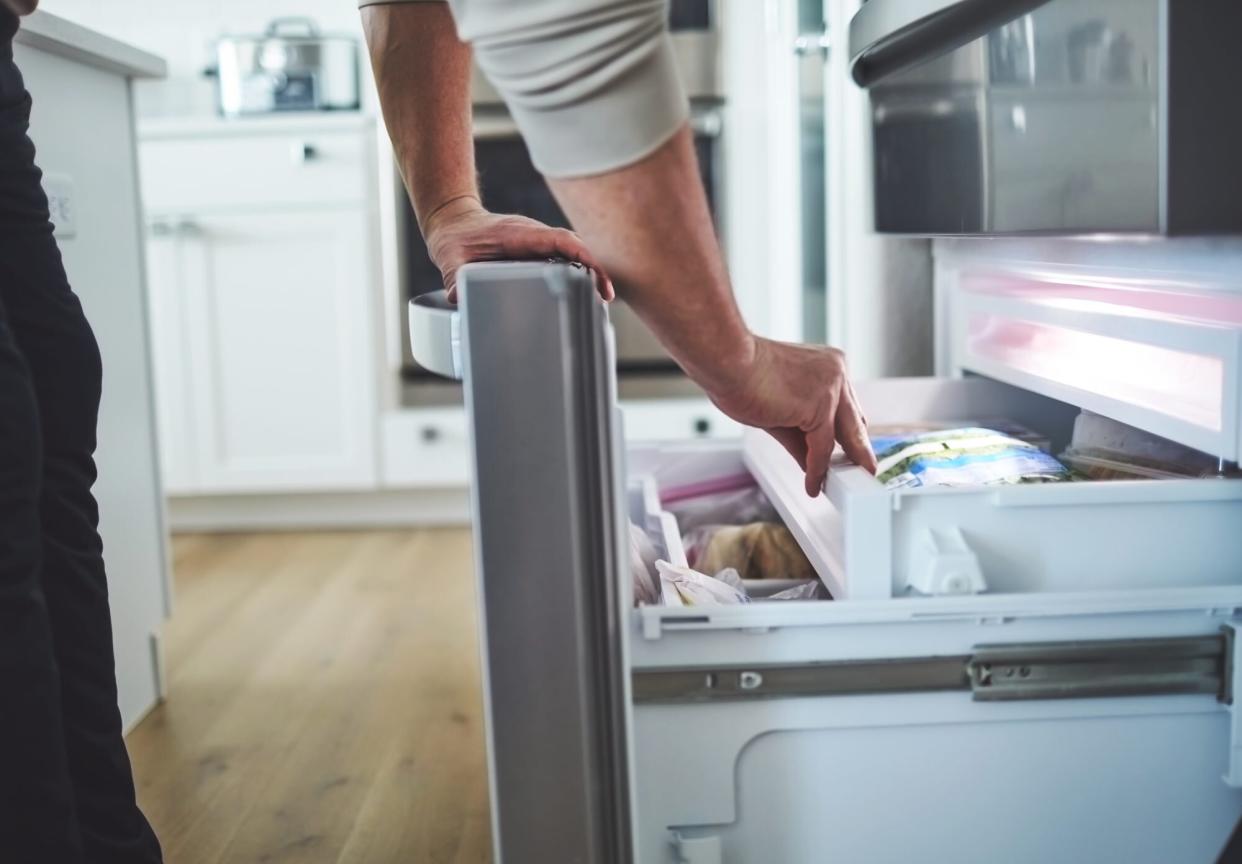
[872,427,1072,489]
[656,560,749,606]
[683,522,816,581]
[628,521,662,606]
[763,579,828,601]
[664,484,780,533]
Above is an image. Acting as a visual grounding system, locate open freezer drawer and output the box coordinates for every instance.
[416,262,1242,864]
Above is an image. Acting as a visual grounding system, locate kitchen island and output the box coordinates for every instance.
[14,11,169,731]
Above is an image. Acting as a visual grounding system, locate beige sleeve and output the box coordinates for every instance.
[360,0,687,178]
[358,0,445,7]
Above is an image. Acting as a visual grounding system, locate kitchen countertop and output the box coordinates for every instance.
[15,10,165,79]
[138,111,379,141]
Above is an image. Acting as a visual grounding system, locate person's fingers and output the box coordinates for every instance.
[766,427,807,471]
[803,420,837,497]
[546,228,614,301]
[835,389,877,474]
[497,224,615,301]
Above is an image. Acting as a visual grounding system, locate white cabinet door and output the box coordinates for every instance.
[144,223,199,493]
[177,208,377,492]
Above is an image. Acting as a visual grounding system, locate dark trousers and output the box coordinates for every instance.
[0,14,161,863]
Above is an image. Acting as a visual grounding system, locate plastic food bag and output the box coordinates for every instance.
[684,522,816,581]
[763,579,828,601]
[664,485,780,533]
[628,522,662,606]
[872,427,1072,489]
[656,560,749,606]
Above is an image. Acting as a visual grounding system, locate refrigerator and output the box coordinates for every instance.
[406,0,1242,860]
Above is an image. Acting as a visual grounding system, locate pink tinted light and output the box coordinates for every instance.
[967,314,1224,431]
[962,272,1242,327]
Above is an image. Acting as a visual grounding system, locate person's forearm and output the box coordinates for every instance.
[548,126,755,394]
[361,3,477,230]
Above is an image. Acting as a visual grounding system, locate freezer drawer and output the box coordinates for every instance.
[631,608,1242,864]
[422,263,1242,863]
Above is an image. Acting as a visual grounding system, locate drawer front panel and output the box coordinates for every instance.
[141,131,370,212]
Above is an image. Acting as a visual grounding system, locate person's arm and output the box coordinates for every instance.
[550,127,876,495]
[360,2,612,301]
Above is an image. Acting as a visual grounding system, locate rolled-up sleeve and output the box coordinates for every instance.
[361,0,688,177]
[458,0,686,177]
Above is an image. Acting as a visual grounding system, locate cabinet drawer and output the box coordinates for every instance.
[140,130,370,212]
[381,409,472,488]
[743,377,1242,601]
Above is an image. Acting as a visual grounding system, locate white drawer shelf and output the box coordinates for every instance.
[744,377,1242,601]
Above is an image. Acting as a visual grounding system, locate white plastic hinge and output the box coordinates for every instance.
[1223,621,1242,788]
[909,527,987,596]
[672,832,722,864]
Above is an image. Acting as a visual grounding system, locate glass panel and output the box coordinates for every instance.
[797,0,828,343]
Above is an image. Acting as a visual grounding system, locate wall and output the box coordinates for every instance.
[39,0,369,116]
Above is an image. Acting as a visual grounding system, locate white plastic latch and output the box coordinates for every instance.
[1222,621,1242,788]
[909,527,986,596]
[672,832,722,864]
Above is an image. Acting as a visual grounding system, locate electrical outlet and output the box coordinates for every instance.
[43,171,76,238]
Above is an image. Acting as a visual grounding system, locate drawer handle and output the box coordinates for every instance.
[293,143,319,163]
[693,417,712,436]
[420,426,441,443]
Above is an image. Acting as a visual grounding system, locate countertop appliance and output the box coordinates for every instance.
[409,257,1242,862]
[212,17,359,116]
[851,0,1242,234]
[399,0,724,408]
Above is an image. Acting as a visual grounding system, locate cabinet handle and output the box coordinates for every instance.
[149,217,201,237]
[693,417,712,437]
[293,142,319,163]
[420,426,441,443]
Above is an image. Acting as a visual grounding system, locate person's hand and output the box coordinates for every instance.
[423,195,614,303]
[708,336,878,497]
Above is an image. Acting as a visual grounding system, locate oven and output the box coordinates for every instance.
[399,0,724,407]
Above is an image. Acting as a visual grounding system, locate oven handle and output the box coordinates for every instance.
[408,290,462,380]
[472,107,723,140]
[849,0,1050,88]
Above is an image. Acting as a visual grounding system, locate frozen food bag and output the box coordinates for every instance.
[872,427,1072,489]
[687,522,816,581]
[628,521,662,606]
[657,560,750,606]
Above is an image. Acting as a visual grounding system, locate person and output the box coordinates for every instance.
[359,0,879,496]
[0,1,163,860]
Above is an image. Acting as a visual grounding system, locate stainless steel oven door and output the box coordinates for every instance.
[850,0,1242,235]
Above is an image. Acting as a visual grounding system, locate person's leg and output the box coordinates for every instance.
[0,30,162,864]
[0,288,86,863]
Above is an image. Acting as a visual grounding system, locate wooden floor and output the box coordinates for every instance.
[125,530,492,864]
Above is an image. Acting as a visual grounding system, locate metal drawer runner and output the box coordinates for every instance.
[633,634,1229,705]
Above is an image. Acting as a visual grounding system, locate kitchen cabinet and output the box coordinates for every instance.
[140,118,379,494]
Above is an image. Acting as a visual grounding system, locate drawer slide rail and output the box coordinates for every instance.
[632,634,1228,705]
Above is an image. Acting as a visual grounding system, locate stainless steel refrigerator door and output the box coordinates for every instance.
[456,262,634,864]
[850,0,1242,235]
